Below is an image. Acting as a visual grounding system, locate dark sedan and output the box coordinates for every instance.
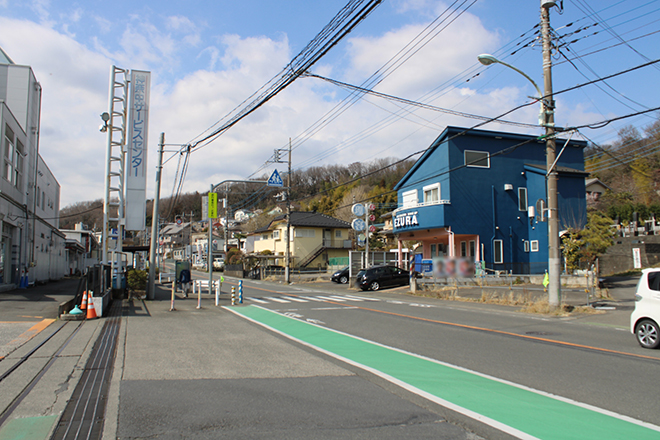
[331,267,350,284]
[357,265,410,291]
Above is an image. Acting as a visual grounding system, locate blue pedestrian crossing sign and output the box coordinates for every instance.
[268,169,284,187]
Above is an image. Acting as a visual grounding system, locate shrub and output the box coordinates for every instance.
[127,268,148,291]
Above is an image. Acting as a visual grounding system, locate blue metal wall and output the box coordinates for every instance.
[394,127,587,273]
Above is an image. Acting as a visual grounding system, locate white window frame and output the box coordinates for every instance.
[494,239,503,264]
[4,125,18,186]
[460,241,467,257]
[530,240,539,252]
[335,230,342,238]
[295,228,315,238]
[518,187,528,212]
[273,230,280,240]
[524,240,530,252]
[423,183,440,205]
[402,189,418,208]
[465,150,490,168]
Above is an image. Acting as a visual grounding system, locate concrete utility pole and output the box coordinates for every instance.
[285,139,292,284]
[541,0,561,308]
[208,184,214,298]
[147,132,165,300]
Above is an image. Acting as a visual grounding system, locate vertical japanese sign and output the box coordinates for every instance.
[208,193,218,219]
[125,70,151,231]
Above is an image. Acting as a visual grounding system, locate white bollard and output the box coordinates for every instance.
[215,281,219,306]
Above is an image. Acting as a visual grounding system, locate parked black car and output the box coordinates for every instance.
[357,265,410,291]
[331,267,350,284]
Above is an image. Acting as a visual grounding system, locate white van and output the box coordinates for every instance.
[631,268,660,349]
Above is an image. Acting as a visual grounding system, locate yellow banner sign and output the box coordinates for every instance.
[208,192,218,219]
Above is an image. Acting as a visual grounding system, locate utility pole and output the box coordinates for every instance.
[147,132,164,300]
[208,184,214,298]
[541,0,561,308]
[285,139,292,284]
[224,191,230,253]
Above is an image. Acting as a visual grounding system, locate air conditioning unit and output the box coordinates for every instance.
[504,184,513,191]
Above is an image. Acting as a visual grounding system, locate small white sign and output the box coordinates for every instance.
[632,248,642,269]
[201,196,208,221]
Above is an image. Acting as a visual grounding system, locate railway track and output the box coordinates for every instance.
[0,300,124,440]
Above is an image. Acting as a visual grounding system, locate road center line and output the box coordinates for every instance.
[237,284,658,361]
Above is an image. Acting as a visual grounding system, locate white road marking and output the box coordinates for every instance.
[306,318,325,325]
[298,296,327,302]
[329,295,361,301]
[344,294,379,301]
[247,297,269,304]
[283,296,309,303]
[316,296,346,302]
[264,297,291,303]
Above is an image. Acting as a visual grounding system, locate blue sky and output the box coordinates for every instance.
[1,0,658,208]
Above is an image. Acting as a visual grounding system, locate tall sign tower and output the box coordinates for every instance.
[101,66,151,264]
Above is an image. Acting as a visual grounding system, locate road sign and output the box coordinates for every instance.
[267,169,284,187]
[208,192,218,219]
[352,218,366,231]
[201,196,208,220]
[351,203,365,217]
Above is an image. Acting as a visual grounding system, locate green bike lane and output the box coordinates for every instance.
[228,305,660,440]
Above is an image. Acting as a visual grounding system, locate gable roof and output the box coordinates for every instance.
[394,126,588,190]
[160,223,190,235]
[585,177,611,191]
[253,211,350,234]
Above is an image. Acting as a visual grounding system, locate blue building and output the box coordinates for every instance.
[392,126,588,274]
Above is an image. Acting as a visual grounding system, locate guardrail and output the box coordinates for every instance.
[159,272,175,283]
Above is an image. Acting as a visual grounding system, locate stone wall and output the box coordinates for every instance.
[599,234,660,275]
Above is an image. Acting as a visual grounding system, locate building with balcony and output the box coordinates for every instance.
[392,126,588,274]
[252,211,351,268]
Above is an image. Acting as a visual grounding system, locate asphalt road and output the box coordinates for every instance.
[183,269,660,432]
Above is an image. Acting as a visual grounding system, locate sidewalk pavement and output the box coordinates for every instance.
[107,283,482,439]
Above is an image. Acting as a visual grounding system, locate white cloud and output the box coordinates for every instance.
[0,7,570,210]
[30,0,53,26]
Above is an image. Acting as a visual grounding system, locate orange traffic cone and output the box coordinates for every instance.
[80,291,88,310]
[86,299,98,320]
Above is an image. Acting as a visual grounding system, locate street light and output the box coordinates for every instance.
[477,52,561,308]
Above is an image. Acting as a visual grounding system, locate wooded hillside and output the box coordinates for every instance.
[586,118,660,222]
[59,157,415,231]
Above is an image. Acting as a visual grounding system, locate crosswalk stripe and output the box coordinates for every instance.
[328,295,361,301]
[344,294,379,301]
[283,296,308,302]
[316,295,345,302]
[264,297,291,303]
[297,296,326,302]
[247,297,269,304]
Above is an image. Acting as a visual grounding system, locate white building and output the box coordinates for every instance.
[0,47,65,289]
[61,223,100,275]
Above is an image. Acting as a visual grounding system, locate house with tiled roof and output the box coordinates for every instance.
[251,211,352,268]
